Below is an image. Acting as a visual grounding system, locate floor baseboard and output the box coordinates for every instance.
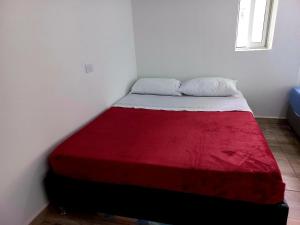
[27,203,49,225]
[255,116,287,120]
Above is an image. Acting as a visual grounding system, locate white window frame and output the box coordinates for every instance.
[236,0,276,51]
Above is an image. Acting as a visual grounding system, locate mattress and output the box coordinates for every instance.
[50,95,285,204]
[289,87,300,115]
[115,93,251,112]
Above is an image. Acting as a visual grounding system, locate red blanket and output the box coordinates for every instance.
[50,107,285,204]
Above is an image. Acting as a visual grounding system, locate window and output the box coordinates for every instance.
[236,0,277,51]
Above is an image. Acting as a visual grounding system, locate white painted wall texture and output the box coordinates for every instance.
[132,0,300,117]
[0,0,136,224]
[1,1,300,224]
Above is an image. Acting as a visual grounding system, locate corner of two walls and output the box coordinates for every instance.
[0,0,137,224]
[1,0,299,224]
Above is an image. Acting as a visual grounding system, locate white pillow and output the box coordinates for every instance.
[131,78,181,96]
[179,77,239,97]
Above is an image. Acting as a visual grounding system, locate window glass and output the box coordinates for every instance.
[236,0,251,47]
[251,0,267,42]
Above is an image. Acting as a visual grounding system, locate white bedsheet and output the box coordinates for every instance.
[114,93,252,112]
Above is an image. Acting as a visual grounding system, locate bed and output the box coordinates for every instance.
[45,93,288,225]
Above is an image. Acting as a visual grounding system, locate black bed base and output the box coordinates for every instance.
[44,172,289,225]
[288,104,300,137]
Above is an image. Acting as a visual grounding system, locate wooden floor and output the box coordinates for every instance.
[31,118,300,225]
[256,119,300,225]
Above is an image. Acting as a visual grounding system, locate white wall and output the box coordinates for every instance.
[0,1,136,224]
[132,0,300,118]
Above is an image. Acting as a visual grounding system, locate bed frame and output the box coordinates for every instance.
[44,171,289,225]
[288,104,300,137]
